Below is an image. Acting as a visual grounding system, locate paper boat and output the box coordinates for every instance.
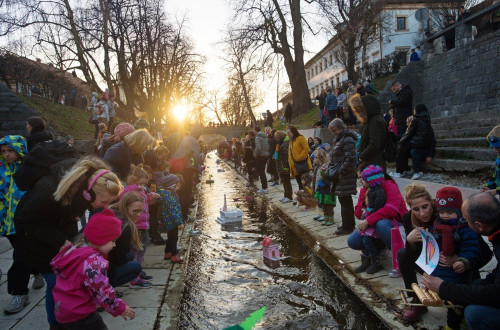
[216,194,243,224]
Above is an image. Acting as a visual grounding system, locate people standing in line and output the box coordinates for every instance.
[349,94,387,170]
[274,130,293,204]
[327,119,357,235]
[335,87,347,123]
[324,87,338,127]
[315,88,327,126]
[265,127,279,186]
[25,116,54,151]
[253,126,270,194]
[389,81,413,137]
[284,103,293,124]
[391,104,436,180]
[287,125,312,190]
[266,110,274,128]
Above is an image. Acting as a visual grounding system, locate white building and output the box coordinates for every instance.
[305,1,447,99]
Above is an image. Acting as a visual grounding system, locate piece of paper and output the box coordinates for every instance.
[415,227,439,275]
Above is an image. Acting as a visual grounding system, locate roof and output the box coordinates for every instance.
[262,237,279,247]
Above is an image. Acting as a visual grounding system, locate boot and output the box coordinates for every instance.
[366,256,383,274]
[354,254,371,273]
[402,297,428,322]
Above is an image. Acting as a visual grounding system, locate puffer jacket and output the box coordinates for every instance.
[288,135,312,176]
[27,130,54,151]
[0,135,28,236]
[399,111,436,158]
[329,129,357,197]
[276,136,290,174]
[254,131,269,157]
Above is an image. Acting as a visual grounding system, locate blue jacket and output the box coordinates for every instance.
[0,135,28,236]
[325,93,338,111]
[103,141,143,180]
[410,53,420,62]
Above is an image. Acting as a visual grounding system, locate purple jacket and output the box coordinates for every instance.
[51,245,126,323]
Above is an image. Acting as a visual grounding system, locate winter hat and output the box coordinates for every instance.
[134,118,150,131]
[114,123,135,139]
[361,165,385,188]
[487,125,500,148]
[434,186,463,215]
[321,143,331,152]
[163,173,180,191]
[83,209,122,246]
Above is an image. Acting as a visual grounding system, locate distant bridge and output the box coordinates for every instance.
[199,126,249,139]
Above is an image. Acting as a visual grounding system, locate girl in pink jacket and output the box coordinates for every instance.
[51,209,135,328]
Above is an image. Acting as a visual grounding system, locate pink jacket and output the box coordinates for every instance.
[51,245,126,324]
[388,118,398,135]
[354,179,407,226]
[120,184,150,230]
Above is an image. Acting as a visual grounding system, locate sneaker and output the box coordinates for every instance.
[257,189,268,194]
[245,182,253,187]
[402,300,428,322]
[129,278,152,289]
[389,171,402,178]
[281,197,292,203]
[401,170,414,178]
[32,274,45,289]
[139,271,153,281]
[164,252,172,260]
[4,295,29,314]
[115,290,124,298]
[410,172,423,180]
[270,182,279,186]
[388,269,402,278]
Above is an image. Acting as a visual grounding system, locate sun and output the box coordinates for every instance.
[172,104,186,121]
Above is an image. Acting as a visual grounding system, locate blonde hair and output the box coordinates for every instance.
[126,164,149,186]
[404,183,434,228]
[111,191,143,251]
[313,147,328,165]
[54,156,122,206]
[487,125,500,140]
[124,129,156,154]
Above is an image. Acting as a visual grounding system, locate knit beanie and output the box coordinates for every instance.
[83,209,122,246]
[361,165,385,188]
[434,186,463,215]
[114,123,135,139]
[134,118,150,130]
[163,173,180,191]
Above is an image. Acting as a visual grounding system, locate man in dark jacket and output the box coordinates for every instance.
[389,81,413,136]
[422,193,500,330]
[315,88,327,125]
[457,6,471,22]
[284,103,293,124]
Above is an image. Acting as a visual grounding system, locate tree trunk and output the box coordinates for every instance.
[99,0,113,90]
[346,35,357,81]
[238,70,257,125]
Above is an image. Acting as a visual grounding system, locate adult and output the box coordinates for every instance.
[324,87,338,127]
[287,125,312,190]
[349,94,387,170]
[315,88,327,125]
[284,103,293,124]
[307,137,314,150]
[274,130,293,203]
[392,104,436,180]
[90,92,99,139]
[345,80,357,125]
[457,5,471,22]
[422,192,500,329]
[309,137,322,157]
[98,122,135,159]
[254,126,270,194]
[363,81,374,95]
[327,119,357,235]
[335,87,346,122]
[107,93,116,127]
[265,127,279,186]
[444,16,456,50]
[96,95,109,125]
[25,116,54,151]
[389,81,413,137]
[356,81,366,96]
[409,49,420,62]
[14,156,123,328]
[266,110,274,128]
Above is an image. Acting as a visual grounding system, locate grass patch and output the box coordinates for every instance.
[19,95,94,139]
[372,73,397,92]
[273,106,320,130]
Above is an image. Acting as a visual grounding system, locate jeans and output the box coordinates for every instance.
[108,261,142,287]
[42,273,58,325]
[279,172,293,199]
[7,235,31,296]
[396,142,412,174]
[63,311,108,330]
[410,148,427,173]
[464,305,500,330]
[255,156,268,189]
[375,218,399,249]
[347,230,379,256]
[338,195,355,231]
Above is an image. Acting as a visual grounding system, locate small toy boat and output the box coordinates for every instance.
[216,194,243,224]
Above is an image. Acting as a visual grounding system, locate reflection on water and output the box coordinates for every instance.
[178,154,387,330]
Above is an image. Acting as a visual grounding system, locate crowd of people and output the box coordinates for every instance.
[0,116,205,329]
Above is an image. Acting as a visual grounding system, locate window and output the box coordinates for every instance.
[396,16,407,31]
[329,54,333,65]
[319,62,323,72]
[307,71,310,80]
[395,47,410,66]
[336,75,340,87]
[324,59,327,68]
[316,66,318,75]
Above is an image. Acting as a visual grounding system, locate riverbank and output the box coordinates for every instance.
[214,158,497,329]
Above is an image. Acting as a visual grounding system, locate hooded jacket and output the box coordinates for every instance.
[254,131,269,158]
[349,94,387,169]
[51,244,126,323]
[119,184,150,230]
[390,84,413,124]
[399,111,436,158]
[276,136,290,174]
[329,129,357,197]
[0,135,28,236]
[27,130,54,152]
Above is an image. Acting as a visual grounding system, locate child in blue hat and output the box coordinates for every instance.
[482,125,500,196]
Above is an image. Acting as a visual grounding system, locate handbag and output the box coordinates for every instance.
[290,142,310,175]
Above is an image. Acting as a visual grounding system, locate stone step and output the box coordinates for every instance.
[431,109,500,125]
[436,137,489,148]
[434,126,492,138]
[433,118,500,131]
[428,158,494,172]
[435,147,496,161]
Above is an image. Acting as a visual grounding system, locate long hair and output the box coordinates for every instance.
[287,125,302,139]
[404,183,435,228]
[111,191,143,251]
[313,147,328,165]
[27,116,46,134]
[126,164,149,186]
[124,129,156,154]
[54,156,122,206]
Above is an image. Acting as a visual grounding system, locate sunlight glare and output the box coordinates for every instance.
[173,104,186,121]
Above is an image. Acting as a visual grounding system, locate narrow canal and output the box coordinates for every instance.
[178,154,388,329]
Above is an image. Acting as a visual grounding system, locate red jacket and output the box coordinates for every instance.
[355,179,407,226]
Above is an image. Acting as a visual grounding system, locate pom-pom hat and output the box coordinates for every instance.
[83,209,122,246]
[434,186,463,215]
[114,123,135,139]
[361,165,385,188]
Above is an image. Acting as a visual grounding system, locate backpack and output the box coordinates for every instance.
[384,130,398,163]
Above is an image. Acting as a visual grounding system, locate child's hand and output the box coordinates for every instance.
[357,220,369,231]
[453,261,466,273]
[121,306,135,320]
[438,253,458,267]
[178,224,184,230]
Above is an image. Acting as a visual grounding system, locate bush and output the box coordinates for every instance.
[356,50,408,81]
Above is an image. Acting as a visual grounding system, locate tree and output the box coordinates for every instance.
[427,0,483,29]
[219,73,261,126]
[231,0,311,115]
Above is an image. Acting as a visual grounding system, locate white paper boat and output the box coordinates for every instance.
[215,194,243,224]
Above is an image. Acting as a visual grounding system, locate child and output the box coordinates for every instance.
[294,173,316,210]
[51,209,135,328]
[314,164,337,226]
[430,186,480,330]
[350,165,388,274]
[121,164,157,287]
[482,125,500,196]
[387,109,398,135]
